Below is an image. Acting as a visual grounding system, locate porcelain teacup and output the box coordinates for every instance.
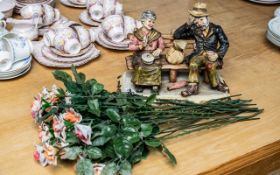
[44,28,82,54]
[20,4,43,19]
[44,28,77,47]
[2,33,33,65]
[69,24,93,49]
[103,0,123,17]
[54,37,82,55]
[0,51,13,71]
[88,2,104,21]
[123,16,139,36]
[0,20,8,37]
[42,4,56,25]
[102,15,125,42]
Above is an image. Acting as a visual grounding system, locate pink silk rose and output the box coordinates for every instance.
[74,124,92,145]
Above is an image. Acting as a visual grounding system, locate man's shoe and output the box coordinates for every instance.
[216,82,229,93]
[181,83,199,97]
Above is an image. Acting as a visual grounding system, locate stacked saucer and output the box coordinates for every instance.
[247,0,280,4]
[80,0,123,26]
[0,33,33,80]
[267,17,280,47]
[32,25,100,68]
[15,0,56,14]
[275,7,280,17]
[94,15,142,50]
[60,0,86,8]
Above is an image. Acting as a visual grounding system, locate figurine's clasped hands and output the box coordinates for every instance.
[152,48,162,57]
[207,51,219,61]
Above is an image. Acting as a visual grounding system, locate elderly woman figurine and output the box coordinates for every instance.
[173,2,230,97]
[128,10,165,93]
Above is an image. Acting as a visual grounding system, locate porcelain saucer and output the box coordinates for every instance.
[42,44,99,63]
[94,27,129,50]
[0,56,32,75]
[50,43,94,57]
[0,63,31,80]
[60,0,86,8]
[79,10,100,26]
[32,41,100,68]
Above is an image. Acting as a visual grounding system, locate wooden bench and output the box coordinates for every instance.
[125,34,195,83]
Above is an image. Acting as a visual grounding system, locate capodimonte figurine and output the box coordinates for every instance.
[173,2,229,97]
[128,10,165,93]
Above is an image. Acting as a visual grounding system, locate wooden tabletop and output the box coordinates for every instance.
[1,0,280,174]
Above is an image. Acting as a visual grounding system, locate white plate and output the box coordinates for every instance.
[42,44,99,63]
[268,27,280,40]
[0,56,32,75]
[50,43,94,57]
[32,41,100,68]
[94,27,129,50]
[79,10,100,26]
[60,0,86,8]
[96,32,129,50]
[268,17,280,37]
[0,63,31,80]
[267,31,280,47]
[248,0,280,4]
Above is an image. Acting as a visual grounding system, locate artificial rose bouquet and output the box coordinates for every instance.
[31,66,262,175]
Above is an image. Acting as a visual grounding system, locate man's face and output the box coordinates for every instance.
[143,19,155,30]
[193,16,209,30]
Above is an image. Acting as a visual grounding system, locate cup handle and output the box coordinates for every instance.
[0,20,6,29]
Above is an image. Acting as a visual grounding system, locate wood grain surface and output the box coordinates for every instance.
[1,0,280,174]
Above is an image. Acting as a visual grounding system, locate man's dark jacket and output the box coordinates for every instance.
[173,22,229,63]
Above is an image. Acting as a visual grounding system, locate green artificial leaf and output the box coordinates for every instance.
[128,144,149,164]
[123,132,140,144]
[116,93,128,106]
[144,139,161,148]
[101,162,118,175]
[101,125,117,137]
[106,109,121,123]
[113,138,133,158]
[41,98,51,111]
[61,146,82,160]
[151,124,160,135]
[92,136,110,146]
[140,124,153,138]
[52,70,72,84]
[122,116,141,130]
[103,141,115,158]
[85,147,103,159]
[88,99,101,117]
[91,82,104,95]
[161,145,177,165]
[146,94,156,105]
[64,81,81,93]
[38,107,58,123]
[66,131,80,144]
[119,160,132,175]
[71,65,86,84]
[129,149,142,164]
[76,159,93,175]
[122,127,137,133]
[64,120,74,128]
[56,88,65,98]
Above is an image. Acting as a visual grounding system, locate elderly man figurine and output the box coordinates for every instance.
[173,2,229,97]
[128,10,165,93]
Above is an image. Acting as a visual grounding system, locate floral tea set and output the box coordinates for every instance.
[0,22,33,80]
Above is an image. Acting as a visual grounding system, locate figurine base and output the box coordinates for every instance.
[119,70,230,103]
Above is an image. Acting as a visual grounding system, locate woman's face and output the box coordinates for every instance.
[143,18,155,30]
